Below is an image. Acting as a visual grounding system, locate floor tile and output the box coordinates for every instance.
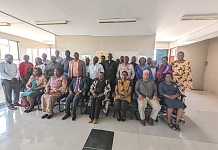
[0,135,8,143]
[115,119,138,134]
[35,123,91,147]
[192,141,218,150]
[0,137,31,150]
[12,122,49,139]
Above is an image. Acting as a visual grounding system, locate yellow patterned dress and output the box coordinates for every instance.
[114,80,131,103]
[171,60,193,94]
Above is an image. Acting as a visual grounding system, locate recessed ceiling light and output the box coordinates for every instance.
[98,18,137,23]
[0,22,11,26]
[35,20,68,25]
[181,14,218,21]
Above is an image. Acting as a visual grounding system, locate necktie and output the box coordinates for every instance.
[74,78,79,93]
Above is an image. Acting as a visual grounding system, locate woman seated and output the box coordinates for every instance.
[114,71,132,122]
[89,72,111,124]
[41,68,68,119]
[21,68,47,113]
[158,72,185,131]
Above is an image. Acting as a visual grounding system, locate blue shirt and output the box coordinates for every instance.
[135,64,154,81]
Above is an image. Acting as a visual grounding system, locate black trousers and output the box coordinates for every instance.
[65,94,83,116]
[89,96,105,119]
[114,99,129,116]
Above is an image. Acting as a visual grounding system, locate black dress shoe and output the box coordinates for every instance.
[117,116,121,121]
[41,114,48,119]
[72,116,76,121]
[47,115,53,119]
[24,109,28,113]
[25,109,32,113]
[121,116,126,122]
[62,114,71,120]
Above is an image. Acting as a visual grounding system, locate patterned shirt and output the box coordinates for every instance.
[116,63,135,80]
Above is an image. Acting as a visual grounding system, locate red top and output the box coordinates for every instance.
[18,62,34,78]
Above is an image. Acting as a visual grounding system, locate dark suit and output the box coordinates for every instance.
[103,60,117,101]
[65,77,87,116]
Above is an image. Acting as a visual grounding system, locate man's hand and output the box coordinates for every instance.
[138,95,144,101]
[75,92,80,97]
[97,93,104,98]
[11,78,17,83]
[153,95,158,101]
[92,92,97,98]
[69,91,74,97]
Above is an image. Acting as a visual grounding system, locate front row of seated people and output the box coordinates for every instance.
[21,68,185,131]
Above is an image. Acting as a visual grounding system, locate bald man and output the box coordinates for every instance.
[135,70,160,126]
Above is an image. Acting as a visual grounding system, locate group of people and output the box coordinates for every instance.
[0,50,193,131]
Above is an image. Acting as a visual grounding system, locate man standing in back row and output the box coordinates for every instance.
[55,50,64,64]
[68,52,86,78]
[103,53,117,105]
[63,50,73,77]
[0,54,20,110]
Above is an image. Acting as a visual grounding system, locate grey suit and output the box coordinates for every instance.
[65,77,88,116]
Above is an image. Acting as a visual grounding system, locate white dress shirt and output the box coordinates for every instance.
[88,63,104,80]
[0,61,19,80]
[151,68,156,81]
[86,65,90,77]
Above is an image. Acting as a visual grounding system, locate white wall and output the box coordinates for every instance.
[0,31,52,60]
[55,35,155,60]
[177,40,209,90]
[203,37,218,94]
[155,42,169,49]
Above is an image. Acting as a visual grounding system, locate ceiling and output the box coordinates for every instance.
[0,0,218,43]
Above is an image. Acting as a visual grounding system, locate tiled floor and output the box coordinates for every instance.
[0,90,218,150]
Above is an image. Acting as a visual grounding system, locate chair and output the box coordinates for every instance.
[158,94,186,123]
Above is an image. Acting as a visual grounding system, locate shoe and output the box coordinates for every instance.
[121,116,126,122]
[93,119,98,124]
[47,115,53,119]
[140,119,146,126]
[41,114,48,119]
[8,105,17,110]
[13,103,21,106]
[72,116,76,121]
[25,109,32,113]
[88,119,93,123]
[24,109,28,113]
[117,116,121,121]
[62,114,71,120]
[147,116,153,126]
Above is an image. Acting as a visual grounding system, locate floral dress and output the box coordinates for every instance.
[171,60,193,94]
[41,76,68,114]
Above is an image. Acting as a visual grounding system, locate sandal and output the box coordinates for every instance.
[168,122,176,131]
[174,125,181,131]
[41,114,48,119]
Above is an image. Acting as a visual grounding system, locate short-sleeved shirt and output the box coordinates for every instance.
[89,63,104,80]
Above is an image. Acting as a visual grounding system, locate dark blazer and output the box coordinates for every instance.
[69,77,87,93]
[103,60,117,80]
[68,60,86,78]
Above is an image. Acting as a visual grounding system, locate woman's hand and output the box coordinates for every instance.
[138,95,144,101]
[92,92,97,98]
[97,93,104,98]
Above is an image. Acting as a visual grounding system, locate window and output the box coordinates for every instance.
[0,38,19,64]
[26,48,53,63]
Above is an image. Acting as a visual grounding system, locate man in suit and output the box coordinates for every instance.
[62,71,88,121]
[103,53,117,105]
[68,52,86,78]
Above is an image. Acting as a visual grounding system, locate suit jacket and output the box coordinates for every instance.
[69,77,87,93]
[68,60,86,78]
[103,60,117,80]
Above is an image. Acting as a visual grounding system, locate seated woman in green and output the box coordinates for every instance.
[21,68,47,113]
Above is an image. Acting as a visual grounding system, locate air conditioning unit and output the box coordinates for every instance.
[98,18,137,23]
[181,14,218,21]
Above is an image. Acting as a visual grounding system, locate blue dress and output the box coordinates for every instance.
[21,79,41,98]
[158,81,185,108]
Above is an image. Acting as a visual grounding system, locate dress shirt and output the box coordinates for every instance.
[151,68,156,81]
[72,60,79,77]
[74,77,81,93]
[0,61,19,80]
[63,57,73,73]
[42,59,50,66]
[56,56,64,64]
[86,65,90,77]
[89,63,104,80]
